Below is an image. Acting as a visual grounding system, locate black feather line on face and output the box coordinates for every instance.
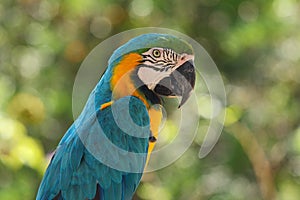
[141,49,177,70]
[142,59,157,64]
[139,64,161,71]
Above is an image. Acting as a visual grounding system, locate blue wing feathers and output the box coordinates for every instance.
[122,173,143,200]
[37,96,150,200]
[110,168,122,183]
[70,133,85,170]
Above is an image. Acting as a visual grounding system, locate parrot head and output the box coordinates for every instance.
[108,33,196,108]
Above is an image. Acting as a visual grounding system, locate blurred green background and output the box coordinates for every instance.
[0,0,300,199]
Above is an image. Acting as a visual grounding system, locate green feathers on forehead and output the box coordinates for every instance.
[108,33,194,65]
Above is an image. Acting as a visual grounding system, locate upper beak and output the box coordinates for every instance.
[154,60,196,108]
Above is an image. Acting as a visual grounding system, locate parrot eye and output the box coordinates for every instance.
[152,49,161,58]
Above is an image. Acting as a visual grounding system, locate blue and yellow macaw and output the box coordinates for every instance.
[36,33,195,200]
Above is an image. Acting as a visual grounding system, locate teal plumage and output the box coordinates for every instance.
[37,95,149,200]
[36,33,195,200]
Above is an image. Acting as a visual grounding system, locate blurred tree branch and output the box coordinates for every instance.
[227,123,276,200]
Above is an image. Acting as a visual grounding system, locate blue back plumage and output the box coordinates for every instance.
[37,65,150,199]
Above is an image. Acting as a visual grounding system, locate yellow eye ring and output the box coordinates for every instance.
[152,49,161,58]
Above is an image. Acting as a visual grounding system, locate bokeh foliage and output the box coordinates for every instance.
[0,0,300,199]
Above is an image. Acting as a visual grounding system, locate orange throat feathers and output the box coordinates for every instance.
[110,53,149,107]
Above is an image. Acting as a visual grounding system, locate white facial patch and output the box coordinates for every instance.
[137,67,171,90]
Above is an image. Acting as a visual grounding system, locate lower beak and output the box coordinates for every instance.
[154,60,196,108]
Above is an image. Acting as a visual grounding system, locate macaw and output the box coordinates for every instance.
[36,33,195,200]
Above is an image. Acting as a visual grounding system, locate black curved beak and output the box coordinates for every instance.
[154,60,195,108]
